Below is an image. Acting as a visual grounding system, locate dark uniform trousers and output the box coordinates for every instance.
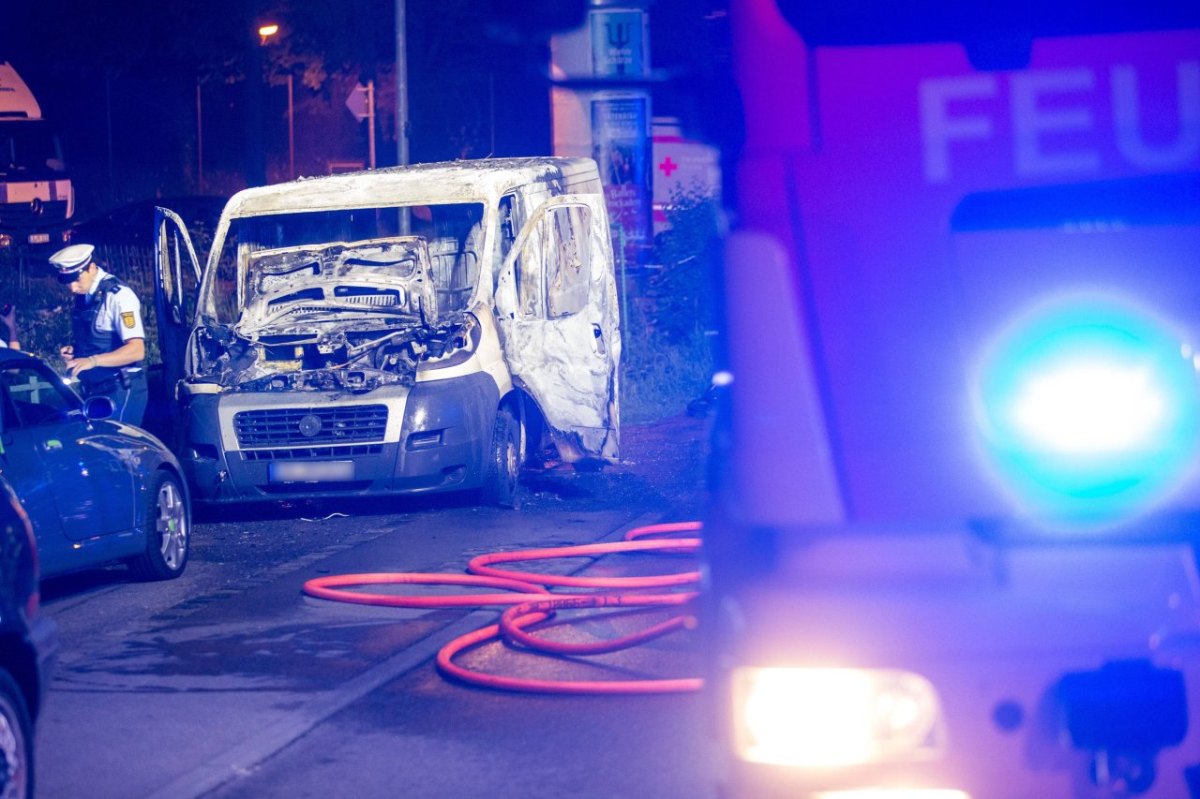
[104,369,148,426]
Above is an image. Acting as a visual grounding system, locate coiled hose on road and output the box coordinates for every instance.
[302,521,704,695]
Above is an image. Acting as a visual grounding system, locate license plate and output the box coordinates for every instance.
[27,233,50,244]
[269,460,354,483]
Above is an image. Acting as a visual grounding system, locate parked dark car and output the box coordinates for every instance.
[70,195,224,250]
[0,471,57,798]
[0,348,191,580]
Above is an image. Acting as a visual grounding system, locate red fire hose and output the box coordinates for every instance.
[302,521,703,694]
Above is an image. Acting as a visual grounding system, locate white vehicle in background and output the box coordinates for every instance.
[154,157,620,508]
[0,61,74,255]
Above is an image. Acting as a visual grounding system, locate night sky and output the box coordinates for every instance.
[1,0,732,221]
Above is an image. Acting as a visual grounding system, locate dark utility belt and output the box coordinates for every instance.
[80,367,145,396]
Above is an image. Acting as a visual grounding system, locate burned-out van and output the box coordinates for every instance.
[153,157,619,506]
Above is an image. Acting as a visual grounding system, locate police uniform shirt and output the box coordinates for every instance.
[85,266,146,368]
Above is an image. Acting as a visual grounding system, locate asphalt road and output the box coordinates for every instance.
[35,415,719,799]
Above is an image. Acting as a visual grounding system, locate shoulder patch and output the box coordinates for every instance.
[121,311,136,329]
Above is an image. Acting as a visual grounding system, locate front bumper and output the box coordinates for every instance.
[180,373,498,503]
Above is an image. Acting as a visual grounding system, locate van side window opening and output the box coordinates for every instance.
[500,192,543,317]
[545,205,591,319]
[498,194,519,261]
[515,216,545,318]
[161,228,202,326]
[212,202,485,324]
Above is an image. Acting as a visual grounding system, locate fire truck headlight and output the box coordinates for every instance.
[811,787,969,791]
[975,295,1200,525]
[732,667,945,767]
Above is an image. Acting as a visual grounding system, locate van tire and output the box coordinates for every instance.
[482,408,521,509]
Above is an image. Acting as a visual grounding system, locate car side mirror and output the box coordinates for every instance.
[84,395,115,421]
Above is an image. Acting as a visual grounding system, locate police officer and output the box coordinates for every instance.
[0,303,19,350]
[48,243,148,425]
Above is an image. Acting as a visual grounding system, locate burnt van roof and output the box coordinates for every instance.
[222,157,601,219]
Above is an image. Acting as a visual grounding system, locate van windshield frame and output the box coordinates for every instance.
[199,202,487,326]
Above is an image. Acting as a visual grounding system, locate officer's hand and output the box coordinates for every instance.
[60,345,74,361]
[64,356,93,378]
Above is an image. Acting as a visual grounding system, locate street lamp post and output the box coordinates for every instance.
[196,77,204,192]
[258,23,295,181]
[286,72,294,179]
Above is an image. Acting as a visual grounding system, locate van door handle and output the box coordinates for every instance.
[592,324,607,356]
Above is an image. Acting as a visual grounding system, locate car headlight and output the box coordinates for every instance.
[975,294,1200,525]
[732,667,946,768]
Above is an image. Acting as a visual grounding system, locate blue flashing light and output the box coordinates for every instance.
[975,295,1200,526]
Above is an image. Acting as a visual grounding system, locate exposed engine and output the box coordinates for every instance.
[189,312,480,394]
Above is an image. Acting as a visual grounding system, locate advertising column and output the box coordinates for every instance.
[590,5,652,267]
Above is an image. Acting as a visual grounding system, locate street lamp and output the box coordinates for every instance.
[258,22,295,180]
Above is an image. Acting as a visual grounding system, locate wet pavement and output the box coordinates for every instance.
[35,415,719,799]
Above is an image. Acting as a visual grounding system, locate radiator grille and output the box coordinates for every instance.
[234,405,388,447]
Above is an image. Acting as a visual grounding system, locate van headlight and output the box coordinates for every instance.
[975,294,1200,525]
[732,667,946,768]
[418,311,482,371]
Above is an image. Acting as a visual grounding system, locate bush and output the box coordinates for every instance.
[618,190,722,423]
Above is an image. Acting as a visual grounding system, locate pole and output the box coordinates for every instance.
[245,28,266,187]
[367,80,376,169]
[196,78,205,192]
[395,0,409,167]
[105,71,115,203]
[287,73,295,179]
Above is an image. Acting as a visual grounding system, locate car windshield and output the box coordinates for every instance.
[200,202,486,326]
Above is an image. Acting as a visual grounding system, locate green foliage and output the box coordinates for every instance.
[619,190,722,423]
[0,259,70,364]
[646,190,723,342]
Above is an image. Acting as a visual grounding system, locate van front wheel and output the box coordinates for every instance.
[482,408,521,509]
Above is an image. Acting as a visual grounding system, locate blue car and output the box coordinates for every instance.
[0,349,191,581]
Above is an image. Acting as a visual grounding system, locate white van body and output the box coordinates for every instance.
[0,62,74,253]
[155,157,620,506]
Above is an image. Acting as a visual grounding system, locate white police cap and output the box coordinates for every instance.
[49,243,95,277]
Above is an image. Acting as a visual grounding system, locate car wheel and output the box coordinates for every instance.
[481,407,521,509]
[128,471,190,581]
[0,669,33,799]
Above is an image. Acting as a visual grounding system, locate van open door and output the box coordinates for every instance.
[496,194,620,462]
[153,207,203,410]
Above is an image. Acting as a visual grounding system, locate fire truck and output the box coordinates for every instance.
[707,1,1200,797]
